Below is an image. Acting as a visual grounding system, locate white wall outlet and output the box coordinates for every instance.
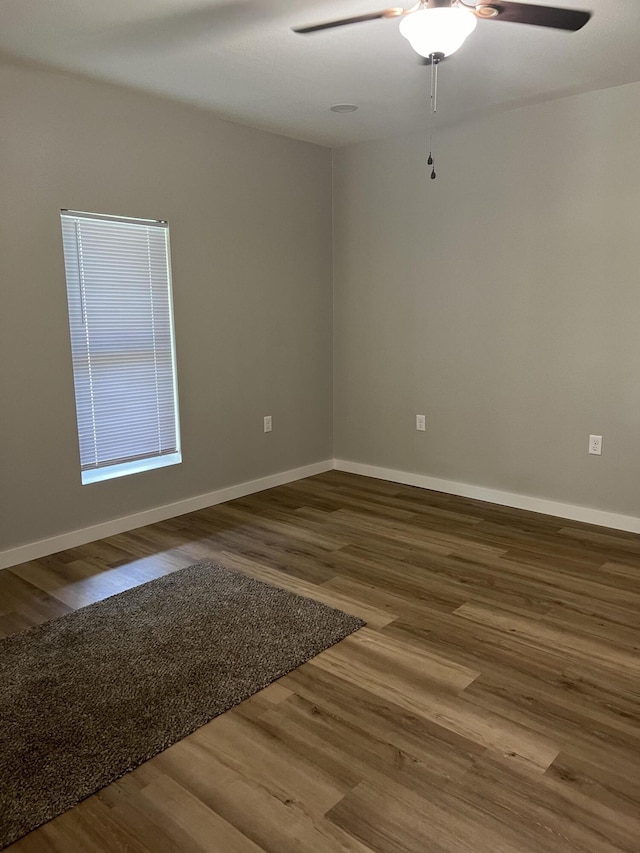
[263,415,272,433]
[416,414,426,432]
[588,434,602,455]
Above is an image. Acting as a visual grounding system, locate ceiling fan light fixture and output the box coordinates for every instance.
[399,6,477,58]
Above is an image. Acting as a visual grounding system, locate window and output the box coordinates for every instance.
[60,210,181,485]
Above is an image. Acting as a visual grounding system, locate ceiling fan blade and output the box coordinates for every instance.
[293,7,405,34]
[475,2,591,31]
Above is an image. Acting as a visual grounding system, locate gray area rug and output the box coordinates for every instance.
[0,560,364,849]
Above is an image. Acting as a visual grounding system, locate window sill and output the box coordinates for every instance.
[81,452,182,485]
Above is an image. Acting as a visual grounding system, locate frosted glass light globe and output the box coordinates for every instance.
[399,7,477,58]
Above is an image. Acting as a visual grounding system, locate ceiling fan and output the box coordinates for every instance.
[293,1,591,59]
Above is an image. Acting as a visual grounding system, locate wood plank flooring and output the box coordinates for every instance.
[2,470,640,852]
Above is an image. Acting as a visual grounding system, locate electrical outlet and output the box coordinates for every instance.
[588,434,602,455]
[416,414,426,432]
[264,415,272,433]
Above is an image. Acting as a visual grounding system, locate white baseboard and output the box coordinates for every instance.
[4,456,638,570]
[0,460,333,570]
[334,459,640,535]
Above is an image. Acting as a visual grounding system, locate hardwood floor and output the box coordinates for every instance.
[2,470,640,852]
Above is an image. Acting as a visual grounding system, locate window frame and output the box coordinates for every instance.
[60,209,182,485]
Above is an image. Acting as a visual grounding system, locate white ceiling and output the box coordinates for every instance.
[1,1,639,147]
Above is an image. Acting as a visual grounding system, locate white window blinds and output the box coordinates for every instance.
[60,211,181,485]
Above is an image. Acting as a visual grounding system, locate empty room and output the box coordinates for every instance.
[1,1,639,851]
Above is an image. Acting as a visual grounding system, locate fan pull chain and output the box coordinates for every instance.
[432,53,439,114]
[427,55,438,179]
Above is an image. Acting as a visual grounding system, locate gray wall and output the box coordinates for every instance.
[2,60,638,553]
[0,60,333,551]
[333,82,640,517]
